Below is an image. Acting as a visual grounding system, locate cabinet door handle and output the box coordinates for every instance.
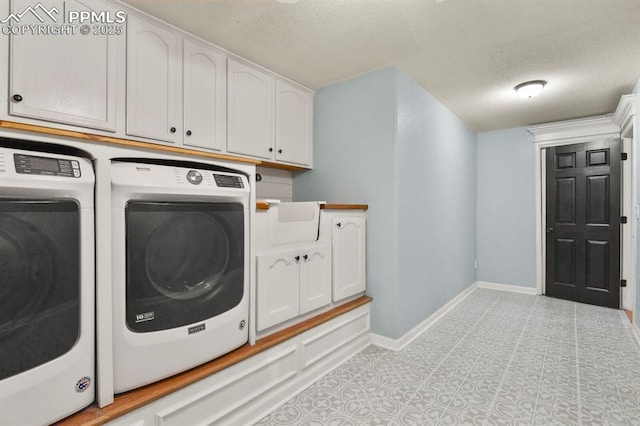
[295,255,300,262]
[268,147,273,152]
[186,130,192,136]
[12,94,22,102]
[170,127,177,133]
[278,149,283,154]
[303,254,308,260]
[337,222,342,228]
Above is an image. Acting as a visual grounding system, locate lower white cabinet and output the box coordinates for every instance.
[330,213,367,301]
[299,247,332,314]
[257,246,331,331]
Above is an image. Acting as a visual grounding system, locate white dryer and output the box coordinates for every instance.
[111,159,250,393]
[0,145,95,425]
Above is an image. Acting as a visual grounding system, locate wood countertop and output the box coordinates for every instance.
[321,204,368,211]
[57,296,372,426]
[256,202,368,211]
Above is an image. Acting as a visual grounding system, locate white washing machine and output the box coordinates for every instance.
[0,145,95,425]
[111,159,250,393]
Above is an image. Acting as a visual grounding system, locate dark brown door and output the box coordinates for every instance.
[545,139,621,308]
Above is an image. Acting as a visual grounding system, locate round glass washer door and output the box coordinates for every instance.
[145,212,230,300]
[0,200,80,381]
[125,201,245,333]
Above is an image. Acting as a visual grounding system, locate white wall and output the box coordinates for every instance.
[255,167,293,202]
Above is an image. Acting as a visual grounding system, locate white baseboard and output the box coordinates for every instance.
[371,281,539,352]
[371,282,478,351]
[476,281,538,295]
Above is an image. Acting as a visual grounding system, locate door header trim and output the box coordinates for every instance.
[528,115,620,144]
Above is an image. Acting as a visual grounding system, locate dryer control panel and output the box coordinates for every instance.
[213,173,244,188]
[14,154,81,178]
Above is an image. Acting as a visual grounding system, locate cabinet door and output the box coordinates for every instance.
[332,216,366,301]
[227,58,274,159]
[299,245,331,315]
[9,0,117,131]
[127,16,180,143]
[257,251,299,331]
[183,39,226,151]
[275,80,312,166]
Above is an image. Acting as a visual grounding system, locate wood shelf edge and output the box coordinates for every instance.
[0,120,261,166]
[320,204,368,211]
[257,202,368,211]
[57,295,372,426]
[259,160,308,172]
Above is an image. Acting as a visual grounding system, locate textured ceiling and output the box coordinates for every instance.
[122,0,640,132]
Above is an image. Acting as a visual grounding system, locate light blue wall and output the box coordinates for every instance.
[295,67,477,339]
[293,67,399,337]
[395,71,477,337]
[476,128,536,288]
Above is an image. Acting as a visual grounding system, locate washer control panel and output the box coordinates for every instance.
[213,173,244,188]
[13,153,81,178]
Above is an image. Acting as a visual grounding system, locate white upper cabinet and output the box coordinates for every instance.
[5,1,312,165]
[275,80,312,166]
[182,39,226,151]
[227,60,313,166]
[126,15,180,143]
[332,215,366,301]
[9,0,117,131]
[127,18,226,149]
[227,58,275,159]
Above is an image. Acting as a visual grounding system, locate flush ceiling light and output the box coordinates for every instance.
[514,80,547,99]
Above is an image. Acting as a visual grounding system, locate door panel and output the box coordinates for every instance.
[126,16,180,143]
[585,240,609,291]
[256,251,299,331]
[555,177,576,224]
[332,217,366,301]
[554,238,576,286]
[545,139,621,308]
[10,0,117,131]
[299,246,331,314]
[586,175,610,224]
[183,39,226,151]
[227,59,274,159]
[275,80,312,166]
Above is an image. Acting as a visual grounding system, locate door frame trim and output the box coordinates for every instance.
[529,109,636,312]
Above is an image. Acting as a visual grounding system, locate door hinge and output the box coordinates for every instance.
[622,152,628,160]
[621,216,628,224]
[621,279,627,288]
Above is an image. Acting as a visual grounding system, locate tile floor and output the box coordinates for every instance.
[255,289,640,425]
